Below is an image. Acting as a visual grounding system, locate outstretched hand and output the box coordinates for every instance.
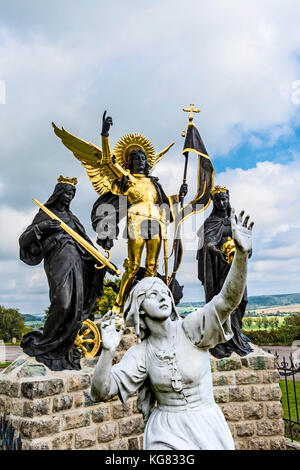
[208,243,227,261]
[38,219,61,232]
[101,110,113,136]
[231,209,254,254]
[100,310,125,352]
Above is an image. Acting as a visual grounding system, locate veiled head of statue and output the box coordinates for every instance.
[123,277,180,339]
[44,182,76,210]
[211,187,230,215]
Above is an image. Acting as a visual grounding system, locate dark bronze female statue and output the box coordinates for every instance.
[19,176,106,371]
[197,185,252,358]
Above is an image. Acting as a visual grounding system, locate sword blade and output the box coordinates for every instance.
[33,199,120,276]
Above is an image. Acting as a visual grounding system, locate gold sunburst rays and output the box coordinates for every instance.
[113,133,156,168]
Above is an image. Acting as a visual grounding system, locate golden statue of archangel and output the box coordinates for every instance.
[53,112,187,314]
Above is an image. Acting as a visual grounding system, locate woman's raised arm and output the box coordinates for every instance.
[212,209,254,322]
[182,209,253,348]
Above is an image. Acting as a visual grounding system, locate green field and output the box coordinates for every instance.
[280,380,300,421]
[0,361,11,369]
[280,380,300,442]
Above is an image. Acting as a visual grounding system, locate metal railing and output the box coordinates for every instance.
[0,414,22,450]
[270,351,300,442]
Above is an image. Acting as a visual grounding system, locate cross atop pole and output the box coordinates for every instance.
[183,104,200,122]
[182,104,200,136]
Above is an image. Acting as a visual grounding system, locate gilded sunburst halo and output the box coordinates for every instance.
[113,133,156,169]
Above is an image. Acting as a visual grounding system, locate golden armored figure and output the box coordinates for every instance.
[53,112,187,314]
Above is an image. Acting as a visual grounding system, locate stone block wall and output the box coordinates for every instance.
[0,330,144,450]
[0,333,286,451]
[210,345,286,450]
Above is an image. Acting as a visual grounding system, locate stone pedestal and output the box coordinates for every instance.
[0,337,286,451]
[210,344,286,450]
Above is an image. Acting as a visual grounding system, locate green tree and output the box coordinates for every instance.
[243,313,300,346]
[256,318,263,330]
[262,317,270,330]
[44,307,50,322]
[92,279,120,318]
[0,305,25,343]
[282,314,300,330]
[243,317,253,329]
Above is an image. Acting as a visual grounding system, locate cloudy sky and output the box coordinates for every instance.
[1,0,300,314]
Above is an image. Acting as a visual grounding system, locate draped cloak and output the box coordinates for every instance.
[197,209,252,358]
[19,183,105,371]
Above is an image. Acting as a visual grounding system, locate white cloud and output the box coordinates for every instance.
[1,1,300,309]
[216,158,300,234]
[0,260,48,314]
[1,0,300,163]
[213,157,300,296]
[0,206,36,260]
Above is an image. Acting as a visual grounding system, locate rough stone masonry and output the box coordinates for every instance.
[0,329,286,451]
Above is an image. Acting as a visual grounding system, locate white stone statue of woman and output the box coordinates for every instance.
[91,209,254,450]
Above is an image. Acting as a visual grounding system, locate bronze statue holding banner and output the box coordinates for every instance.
[53,112,188,314]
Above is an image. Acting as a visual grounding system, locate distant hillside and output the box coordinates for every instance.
[247,293,300,309]
[178,293,300,309]
[21,314,45,322]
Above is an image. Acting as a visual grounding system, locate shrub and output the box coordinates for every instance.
[0,305,25,343]
[243,314,300,345]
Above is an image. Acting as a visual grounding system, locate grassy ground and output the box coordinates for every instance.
[280,380,300,421]
[280,380,300,442]
[0,361,11,369]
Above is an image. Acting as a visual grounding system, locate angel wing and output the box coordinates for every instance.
[148,142,175,169]
[52,123,117,196]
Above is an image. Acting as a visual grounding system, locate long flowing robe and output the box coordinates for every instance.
[20,183,105,370]
[111,303,235,450]
[197,209,252,358]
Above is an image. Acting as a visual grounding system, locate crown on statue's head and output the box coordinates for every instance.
[57,175,78,186]
[211,185,228,196]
